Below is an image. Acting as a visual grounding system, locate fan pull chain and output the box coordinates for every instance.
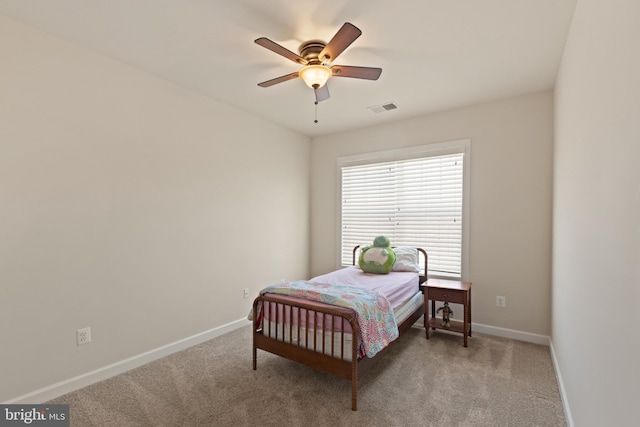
[314,100,319,123]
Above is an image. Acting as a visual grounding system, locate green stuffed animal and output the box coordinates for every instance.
[358,236,396,274]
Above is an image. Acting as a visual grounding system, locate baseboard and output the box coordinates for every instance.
[5,318,249,404]
[549,339,574,427]
[471,322,550,346]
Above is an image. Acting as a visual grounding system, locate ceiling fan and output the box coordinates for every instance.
[255,22,382,103]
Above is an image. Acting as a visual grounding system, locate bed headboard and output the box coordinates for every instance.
[352,245,428,284]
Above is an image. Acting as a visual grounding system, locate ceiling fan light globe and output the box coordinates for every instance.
[299,65,332,89]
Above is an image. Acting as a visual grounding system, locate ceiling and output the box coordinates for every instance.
[0,0,577,138]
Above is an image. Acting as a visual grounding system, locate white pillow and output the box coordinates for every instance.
[392,247,420,272]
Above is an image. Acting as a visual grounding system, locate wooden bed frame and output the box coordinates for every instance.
[252,246,427,410]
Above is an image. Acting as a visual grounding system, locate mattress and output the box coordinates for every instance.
[310,266,419,309]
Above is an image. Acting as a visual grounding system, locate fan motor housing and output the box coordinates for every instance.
[299,40,327,63]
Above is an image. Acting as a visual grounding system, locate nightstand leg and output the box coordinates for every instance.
[463,294,469,347]
[468,287,472,337]
[431,300,436,330]
[425,296,431,339]
[464,312,468,347]
[424,308,429,339]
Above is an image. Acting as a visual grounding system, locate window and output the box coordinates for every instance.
[338,140,470,279]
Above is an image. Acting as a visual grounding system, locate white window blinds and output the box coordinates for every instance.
[341,153,464,277]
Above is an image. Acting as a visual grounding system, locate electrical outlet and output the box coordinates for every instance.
[496,296,506,308]
[77,327,91,345]
[243,288,249,299]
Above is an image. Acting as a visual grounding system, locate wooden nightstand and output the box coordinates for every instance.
[421,279,472,347]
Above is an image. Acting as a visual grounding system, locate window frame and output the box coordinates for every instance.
[336,139,471,280]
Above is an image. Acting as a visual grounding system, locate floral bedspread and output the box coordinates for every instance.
[260,280,399,358]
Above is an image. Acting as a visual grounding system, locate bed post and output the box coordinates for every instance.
[352,373,357,410]
[252,340,257,370]
[351,320,359,411]
[252,298,259,370]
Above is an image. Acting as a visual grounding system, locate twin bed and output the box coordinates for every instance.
[252,246,428,410]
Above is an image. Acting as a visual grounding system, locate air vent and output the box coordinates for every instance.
[367,102,398,114]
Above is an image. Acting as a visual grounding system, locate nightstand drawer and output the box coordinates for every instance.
[427,287,465,304]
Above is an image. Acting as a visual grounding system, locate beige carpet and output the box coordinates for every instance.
[49,323,566,426]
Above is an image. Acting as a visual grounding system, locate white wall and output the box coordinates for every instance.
[0,15,310,402]
[552,0,640,425]
[311,91,553,337]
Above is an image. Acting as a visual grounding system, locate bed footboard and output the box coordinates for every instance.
[253,294,361,409]
[253,293,425,410]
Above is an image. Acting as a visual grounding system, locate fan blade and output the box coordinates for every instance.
[314,84,330,102]
[318,22,362,63]
[255,37,308,65]
[257,72,299,88]
[331,65,382,80]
